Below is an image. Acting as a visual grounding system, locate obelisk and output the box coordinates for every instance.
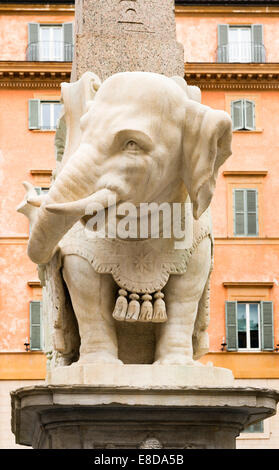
[71,0,185,81]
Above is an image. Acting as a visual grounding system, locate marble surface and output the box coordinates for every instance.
[11,384,279,448]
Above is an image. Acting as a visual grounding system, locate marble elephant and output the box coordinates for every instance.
[18,71,232,367]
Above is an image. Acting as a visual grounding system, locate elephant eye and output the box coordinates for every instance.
[124,140,140,152]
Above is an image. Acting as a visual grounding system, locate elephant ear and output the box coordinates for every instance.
[57,71,102,172]
[182,100,232,219]
[171,76,201,103]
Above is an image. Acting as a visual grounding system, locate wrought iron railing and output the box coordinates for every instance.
[217,42,266,63]
[26,41,73,61]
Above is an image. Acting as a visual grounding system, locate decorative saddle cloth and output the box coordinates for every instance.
[59,207,213,324]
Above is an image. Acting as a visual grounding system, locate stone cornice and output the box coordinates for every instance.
[0,61,71,88]
[0,3,74,13]
[223,281,274,287]
[175,5,279,15]
[223,170,268,176]
[184,62,279,89]
[2,61,279,90]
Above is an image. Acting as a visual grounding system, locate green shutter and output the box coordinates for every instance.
[246,189,258,235]
[231,100,244,131]
[62,23,73,61]
[217,24,229,62]
[260,301,274,350]
[234,189,258,236]
[226,301,238,351]
[251,24,264,62]
[27,23,39,60]
[244,100,255,131]
[234,189,245,235]
[30,301,42,350]
[28,99,40,130]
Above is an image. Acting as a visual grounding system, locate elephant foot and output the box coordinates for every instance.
[78,351,123,365]
[153,355,204,366]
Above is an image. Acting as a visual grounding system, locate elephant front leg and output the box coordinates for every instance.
[62,254,122,365]
[154,237,211,366]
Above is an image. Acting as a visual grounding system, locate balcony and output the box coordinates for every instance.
[217,42,266,63]
[26,41,73,62]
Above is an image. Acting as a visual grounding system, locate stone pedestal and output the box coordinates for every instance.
[11,366,279,449]
[46,363,235,388]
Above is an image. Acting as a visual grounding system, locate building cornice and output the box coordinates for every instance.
[223,281,274,287]
[185,62,279,89]
[2,3,278,16]
[175,5,279,15]
[0,61,71,88]
[223,170,268,176]
[1,61,279,90]
[0,3,74,13]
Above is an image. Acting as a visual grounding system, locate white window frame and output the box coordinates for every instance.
[231,99,256,131]
[237,302,261,351]
[39,25,63,61]
[238,418,271,440]
[40,101,62,131]
[228,26,252,63]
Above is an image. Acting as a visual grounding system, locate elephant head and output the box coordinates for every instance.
[25,71,232,265]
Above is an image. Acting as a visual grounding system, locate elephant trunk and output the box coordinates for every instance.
[27,143,117,265]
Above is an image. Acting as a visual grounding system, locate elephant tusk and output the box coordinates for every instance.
[27,196,45,207]
[45,188,119,217]
[23,181,35,192]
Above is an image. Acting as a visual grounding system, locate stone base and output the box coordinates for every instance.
[46,363,234,388]
[11,384,279,449]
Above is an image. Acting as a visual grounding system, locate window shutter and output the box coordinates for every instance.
[226,301,238,351]
[217,24,229,62]
[234,189,245,235]
[244,99,255,131]
[251,24,264,62]
[28,99,40,130]
[30,301,42,350]
[246,189,258,235]
[27,23,39,60]
[62,22,73,61]
[231,100,244,131]
[260,301,274,350]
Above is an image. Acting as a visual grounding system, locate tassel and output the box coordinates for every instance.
[126,293,140,322]
[153,291,167,323]
[139,294,153,322]
[112,289,128,321]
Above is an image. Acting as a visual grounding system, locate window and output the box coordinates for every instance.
[35,187,49,196]
[27,23,73,61]
[225,301,274,351]
[233,188,258,236]
[28,100,62,131]
[237,303,260,350]
[41,102,62,130]
[229,26,252,62]
[231,99,255,131]
[217,24,265,63]
[243,421,264,433]
[30,300,43,350]
[39,26,63,61]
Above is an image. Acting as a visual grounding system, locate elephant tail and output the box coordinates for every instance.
[192,235,213,361]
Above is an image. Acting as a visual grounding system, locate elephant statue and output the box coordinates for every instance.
[18,71,232,368]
